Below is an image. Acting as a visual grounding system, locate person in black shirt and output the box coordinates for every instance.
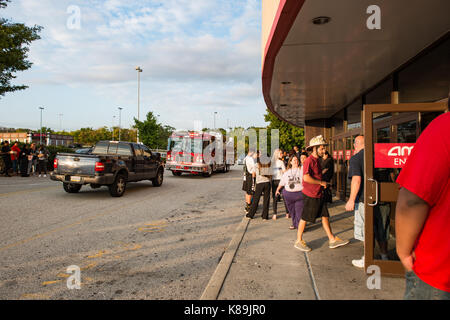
[1,141,12,177]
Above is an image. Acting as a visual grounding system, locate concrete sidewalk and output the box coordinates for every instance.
[202,200,405,300]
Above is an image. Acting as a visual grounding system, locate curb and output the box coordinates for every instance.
[200,217,250,300]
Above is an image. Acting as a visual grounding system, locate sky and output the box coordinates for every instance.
[0,0,268,132]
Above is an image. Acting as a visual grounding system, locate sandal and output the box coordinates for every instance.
[272,214,277,220]
[289,225,295,230]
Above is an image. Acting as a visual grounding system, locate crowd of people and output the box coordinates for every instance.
[0,141,49,177]
[242,135,349,253]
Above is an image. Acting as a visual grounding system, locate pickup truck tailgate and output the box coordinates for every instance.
[56,154,99,176]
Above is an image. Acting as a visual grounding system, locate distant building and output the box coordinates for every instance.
[0,132,74,146]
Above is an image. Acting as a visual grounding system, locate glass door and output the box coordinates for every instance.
[363,102,448,276]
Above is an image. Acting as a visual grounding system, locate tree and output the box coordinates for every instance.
[134,112,174,149]
[264,109,305,152]
[0,0,43,97]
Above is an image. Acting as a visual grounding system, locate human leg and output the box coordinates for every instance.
[261,182,271,219]
[404,271,450,300]
[246,183,263,219]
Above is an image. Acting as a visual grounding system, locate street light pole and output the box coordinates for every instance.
[112,115,116,140]
[118,107,123,141]
[39,107,44,145]
[136,66,143,143]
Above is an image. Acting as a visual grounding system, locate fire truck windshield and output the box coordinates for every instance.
[168,137,204,153]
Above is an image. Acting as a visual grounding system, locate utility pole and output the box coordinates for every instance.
[118,107,123,141]
[136,66,143,143]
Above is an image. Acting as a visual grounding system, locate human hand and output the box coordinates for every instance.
[345,200,355,211]
[320,181,327,188]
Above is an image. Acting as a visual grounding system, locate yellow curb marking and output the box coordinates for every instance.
[42,280,62,286]
[88,250,111,259]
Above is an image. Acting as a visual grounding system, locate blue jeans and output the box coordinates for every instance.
[404,271,450,300]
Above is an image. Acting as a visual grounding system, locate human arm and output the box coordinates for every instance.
[303,174,327,188]
[395,187,429,271]
[345,176,361,211]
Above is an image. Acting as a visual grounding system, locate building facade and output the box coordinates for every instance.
[262,0,449,275]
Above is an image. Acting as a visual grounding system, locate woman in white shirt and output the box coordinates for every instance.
[271,149,289,220]
[275,155,304,230]
[246,153,272,220]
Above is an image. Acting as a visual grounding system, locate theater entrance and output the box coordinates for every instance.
[363,101,448,276]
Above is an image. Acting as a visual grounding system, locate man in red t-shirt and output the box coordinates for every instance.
[396,112,450,299]
[10,142,21,175]
[294,135,349,252]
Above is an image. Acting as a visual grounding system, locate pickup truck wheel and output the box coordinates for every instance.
[172,171,182,176]
[152,169,164,187]
[109,173,127,197]
[63,183,82,193]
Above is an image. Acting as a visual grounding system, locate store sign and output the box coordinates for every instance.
[338,150,344,159]
[345,150,352,160]
[332,150,337,160]
[374,143,415,168]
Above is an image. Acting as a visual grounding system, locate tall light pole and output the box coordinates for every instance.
[118,107,123,141]
[112,115,116,140]
[214,111,217,129]
[39,107,44,145]
[136,66,143,143]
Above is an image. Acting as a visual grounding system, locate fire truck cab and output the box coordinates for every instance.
[166,131,232,177]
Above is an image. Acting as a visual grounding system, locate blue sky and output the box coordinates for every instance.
[0,0,267,132]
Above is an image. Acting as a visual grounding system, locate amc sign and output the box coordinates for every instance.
[374,143,415,168]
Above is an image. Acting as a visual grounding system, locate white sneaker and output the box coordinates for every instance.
[44,174,47,178]
[39,174,41,177]
[352,256,364,268]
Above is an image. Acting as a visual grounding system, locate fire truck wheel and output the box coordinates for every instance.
[203,165,213,177]
[172,171,182,176]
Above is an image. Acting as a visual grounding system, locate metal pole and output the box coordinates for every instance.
[112,115,115,140]
[118,107,123,141]
[136,67,142,143]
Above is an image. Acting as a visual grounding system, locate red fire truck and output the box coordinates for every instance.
[166,131,232,177]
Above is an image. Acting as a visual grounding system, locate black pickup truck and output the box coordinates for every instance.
[50,141,164,197]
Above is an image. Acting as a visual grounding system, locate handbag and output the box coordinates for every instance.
[323,187,333,203]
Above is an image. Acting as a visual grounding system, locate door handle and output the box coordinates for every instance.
[367,178,378,207]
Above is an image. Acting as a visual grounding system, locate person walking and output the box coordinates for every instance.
[19,144,31,177]
[275,155,304,230]
[37,146,49,177]
[1,141,12,177]
[271,149,289,220]
[10,142,21,175]
[345,135,389,268]
[242,149,256,214]
[294,135,349,252]
[395,112,450,300]
[28,143,37,175]
[245,153,272,220]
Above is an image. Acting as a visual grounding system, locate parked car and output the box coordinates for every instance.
[50,141,164,197]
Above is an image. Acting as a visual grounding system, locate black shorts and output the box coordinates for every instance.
[242,173,253,195]
[301,192,329,223]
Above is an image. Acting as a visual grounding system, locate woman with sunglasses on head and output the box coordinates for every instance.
[275,155,304,230]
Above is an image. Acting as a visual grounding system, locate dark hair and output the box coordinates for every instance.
[300,152,308,157]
